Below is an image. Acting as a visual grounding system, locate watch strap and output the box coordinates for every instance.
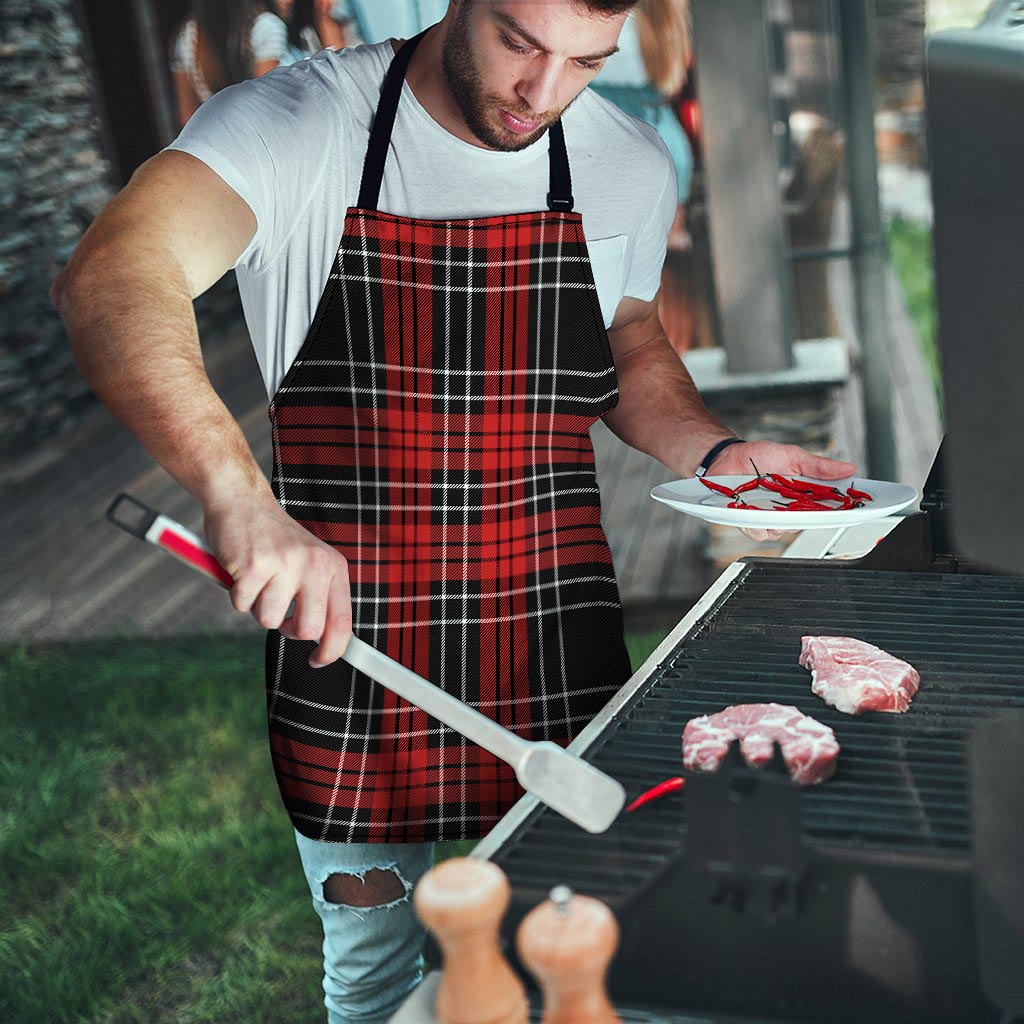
[695,437,745,478]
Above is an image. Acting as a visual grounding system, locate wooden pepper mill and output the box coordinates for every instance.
[516,885,621,1024]
[413,857,528,1024]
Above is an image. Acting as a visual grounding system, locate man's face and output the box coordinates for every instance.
[441,1,627,152]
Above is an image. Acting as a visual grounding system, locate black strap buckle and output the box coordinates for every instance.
[546,192,574,212]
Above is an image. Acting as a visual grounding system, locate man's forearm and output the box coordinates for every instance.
[52,256,273,514]
[602,332,735,478]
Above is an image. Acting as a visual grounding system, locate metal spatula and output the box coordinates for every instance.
[106,493,626,834]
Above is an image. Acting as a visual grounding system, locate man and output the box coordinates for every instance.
[52,2,855,1020]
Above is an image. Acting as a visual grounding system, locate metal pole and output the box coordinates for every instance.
[837,0,899,480]
[690,0,794,374]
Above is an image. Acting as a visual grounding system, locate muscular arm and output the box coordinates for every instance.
[51,150,353,662]
[51,149,265,511]
[602,293,857,540]
[603,295,734,477]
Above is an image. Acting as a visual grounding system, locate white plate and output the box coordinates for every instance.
[650,476,920,530]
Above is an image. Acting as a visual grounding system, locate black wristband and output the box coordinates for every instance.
[695,437,745,478]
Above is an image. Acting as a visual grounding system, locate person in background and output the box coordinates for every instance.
[277,0,350,63]
[171,1,289,127]
[591,0,692,242]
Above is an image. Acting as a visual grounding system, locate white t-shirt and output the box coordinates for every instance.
[166,39,677,399]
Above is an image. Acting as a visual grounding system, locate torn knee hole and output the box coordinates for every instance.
[323,868,407,908]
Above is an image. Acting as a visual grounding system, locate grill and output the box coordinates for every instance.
[495,561,1024,872]
[466,441,1024,1023]
[480,555,1024,1022]
[501,563,1024,865]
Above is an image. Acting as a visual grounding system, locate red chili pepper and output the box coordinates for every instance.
[734,478,762,494]
[699,477,737,498]
[847,486,873,501]
[768,473,816,494]
[761,479,824,502]
[758,478,801,496]
[775,498,835,511]
[773,473,845,499]
[626,776,685,813]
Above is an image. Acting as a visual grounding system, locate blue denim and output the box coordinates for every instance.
[293,827,436,1024]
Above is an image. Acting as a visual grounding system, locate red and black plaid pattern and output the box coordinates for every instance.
[266,207,632,843]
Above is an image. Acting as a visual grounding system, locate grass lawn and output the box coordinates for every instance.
[887,215,942,410]
[1,629,667,1023]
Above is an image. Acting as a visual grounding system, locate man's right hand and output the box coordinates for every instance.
[203,493,353,668]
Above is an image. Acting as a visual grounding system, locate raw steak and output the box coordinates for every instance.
[799,636,920,716]
[682,703,840,785]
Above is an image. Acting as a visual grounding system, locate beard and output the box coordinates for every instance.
[441,3,567,152]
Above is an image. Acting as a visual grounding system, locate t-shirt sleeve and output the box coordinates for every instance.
[251,12,288,63]
[164,67,341,273]
[623,131,678,302]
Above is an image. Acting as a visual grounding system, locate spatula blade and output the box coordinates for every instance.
[516,741,626,834]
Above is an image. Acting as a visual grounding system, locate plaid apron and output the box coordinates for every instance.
[265,29,632,843]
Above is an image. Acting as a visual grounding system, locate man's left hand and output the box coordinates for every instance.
[706,440,857,543]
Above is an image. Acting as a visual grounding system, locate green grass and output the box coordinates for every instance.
[887,215,942,409]
[1,629,668,1022]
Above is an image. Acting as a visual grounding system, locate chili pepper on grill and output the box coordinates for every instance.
[625,776,685,813]
[698,477,738,498]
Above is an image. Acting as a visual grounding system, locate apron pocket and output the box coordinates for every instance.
[585,234,628,329]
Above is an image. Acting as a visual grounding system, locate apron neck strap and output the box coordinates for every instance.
[357,28,574,214]
[546,120,573,213]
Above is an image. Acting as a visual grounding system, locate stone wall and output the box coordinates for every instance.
[0,0,245,464]
[0,0,116,460]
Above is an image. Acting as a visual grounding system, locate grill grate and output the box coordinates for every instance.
[493,563,1024,903]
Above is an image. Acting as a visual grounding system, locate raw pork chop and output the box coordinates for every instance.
[682,703,840,786]
[799,636,920,716]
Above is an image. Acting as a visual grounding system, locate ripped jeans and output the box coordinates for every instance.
[293,828,436,1024]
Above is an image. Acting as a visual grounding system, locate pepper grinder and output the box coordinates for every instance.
[516,885,621,1024]
[413,857,528,1024]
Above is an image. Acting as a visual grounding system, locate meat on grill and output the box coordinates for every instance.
[799,636,920,716]
[682,703,840,785]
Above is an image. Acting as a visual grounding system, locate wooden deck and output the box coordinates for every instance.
[1,244,941,644]
[0,325,272,643]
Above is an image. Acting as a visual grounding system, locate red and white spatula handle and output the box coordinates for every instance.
[106,492,234,589]
[105,492,627,832]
